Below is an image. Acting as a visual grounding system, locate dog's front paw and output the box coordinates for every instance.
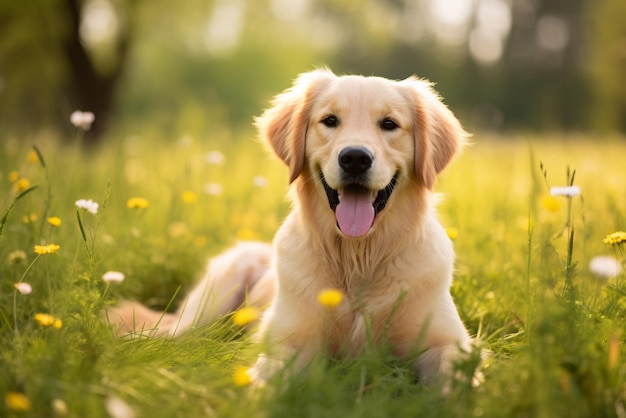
[247,354,285,388]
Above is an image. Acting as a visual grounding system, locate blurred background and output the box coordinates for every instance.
[1,0,625,144]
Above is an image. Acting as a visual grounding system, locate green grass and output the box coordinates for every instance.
[1,130,625,417]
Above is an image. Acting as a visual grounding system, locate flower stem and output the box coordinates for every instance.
[13,254,41,335]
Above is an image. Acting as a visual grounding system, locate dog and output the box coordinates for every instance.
[108,68,474,386]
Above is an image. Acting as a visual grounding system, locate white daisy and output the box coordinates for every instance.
[589,255,622,279]
[102,271,125,283]
[204,182,224,195]
[205,151,225,165]
[14,282,33,295]
[550,185,581,197]
[75,199,99,214]
[105,395,135,418]
[253,176,267,188]
[70,111,95,131]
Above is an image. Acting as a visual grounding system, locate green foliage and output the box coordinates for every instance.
[3,0,626,137]
[586,0,626,132]
[1,132,626,417]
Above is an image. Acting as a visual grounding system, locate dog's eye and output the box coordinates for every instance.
[381,118,399,131]
[321,116,339,128]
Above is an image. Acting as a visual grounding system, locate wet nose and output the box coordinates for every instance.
[338,147,373,175]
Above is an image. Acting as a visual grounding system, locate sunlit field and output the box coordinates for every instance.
[1,130,625,418]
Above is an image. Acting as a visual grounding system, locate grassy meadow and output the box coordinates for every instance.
[1,129,625,418]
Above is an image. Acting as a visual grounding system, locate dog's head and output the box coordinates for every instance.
[256,68,468,238]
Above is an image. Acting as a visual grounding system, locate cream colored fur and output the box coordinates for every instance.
[107,68,474,385]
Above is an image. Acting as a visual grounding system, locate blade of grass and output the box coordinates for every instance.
[0,185,38,240]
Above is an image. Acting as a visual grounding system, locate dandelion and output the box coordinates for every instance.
[317,288,344,309]
[204,182,223,196]
[445,227,458,240]
[14,282,32,295]
[8,170,19,182]
[542,196,561,212]
[47,216,62,227]
[34,313,62,329]
[205,150,225,165]
[550,185,581,197]
[8,250,27,265]
[13,178,31,192]
[589,256,622,279]
[181,191,197,204]
[70,110,95,131]
[5,391,31,412]
[232,306,260,326]
[232,366,253,387]
[75,198,99,214]
[102,271,125,283]
[126,197,150,209]
[603,231,626,247]
[253,176,267,188]
[34,244,60,255]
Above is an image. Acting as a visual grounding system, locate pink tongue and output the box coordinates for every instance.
[336,189,375,238]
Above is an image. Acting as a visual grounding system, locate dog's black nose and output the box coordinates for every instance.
[338,147,373,175]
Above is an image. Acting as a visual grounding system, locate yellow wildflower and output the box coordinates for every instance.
[603,231,626,247]
[232,306,260,326]
[34,313,62,329]
[235,228,258,241]
[127,197,150,209]
[13,178,31,192]
[23,213,38,224]
[542,196,561,212]
[232,366,253,387]
[445,227,459,240]
[8,170,19,183]
[181,190,198,204]
[34,244,60,255]
[47,216,62,227]
[27,150,39,163]
[194,236,208,248]
[5,391,31,412]
[317,288,344,309]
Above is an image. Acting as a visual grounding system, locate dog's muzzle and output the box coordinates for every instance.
[320,172,397,238]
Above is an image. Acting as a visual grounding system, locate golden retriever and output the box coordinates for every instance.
[108,68,474,385]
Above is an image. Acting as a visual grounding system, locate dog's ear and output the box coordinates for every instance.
[255,69,335,184]
[401,77,469,189]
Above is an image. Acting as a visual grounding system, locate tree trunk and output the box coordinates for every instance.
[63,0,131,144]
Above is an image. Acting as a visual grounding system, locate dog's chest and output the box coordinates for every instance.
[325,281,410,357]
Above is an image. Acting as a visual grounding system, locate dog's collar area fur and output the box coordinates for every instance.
[320,172,398,217]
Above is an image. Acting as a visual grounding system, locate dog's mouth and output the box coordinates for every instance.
[320,173,398,238]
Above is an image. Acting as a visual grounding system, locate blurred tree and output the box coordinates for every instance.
[586,0,626,132]
[0,0,133,143]
[500,0,590,131]
[1,0,625,138]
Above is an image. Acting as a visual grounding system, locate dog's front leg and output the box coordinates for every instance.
[248,298,324,386]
